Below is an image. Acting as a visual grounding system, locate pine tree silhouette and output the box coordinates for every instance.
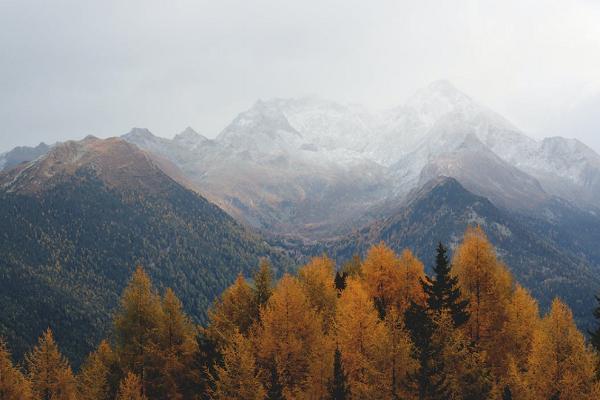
[422,243,470,327]
[328,347,350,400]
[266,357,285,400]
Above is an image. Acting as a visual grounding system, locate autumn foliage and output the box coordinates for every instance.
[1,227,600,399]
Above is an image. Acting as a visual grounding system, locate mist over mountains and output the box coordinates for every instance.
[114,81,600,238]
[3,80,600,363]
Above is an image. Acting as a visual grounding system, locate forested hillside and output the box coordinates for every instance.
[1,227,600,399]
[0,138,292,365]
[318,177,600,328]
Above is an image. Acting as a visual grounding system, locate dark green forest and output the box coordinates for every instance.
[0,170,292,365]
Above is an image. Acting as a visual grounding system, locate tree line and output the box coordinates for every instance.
[1,226,600,399]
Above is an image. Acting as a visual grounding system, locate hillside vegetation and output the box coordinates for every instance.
[0,138,292,365]
[2,227,600,399]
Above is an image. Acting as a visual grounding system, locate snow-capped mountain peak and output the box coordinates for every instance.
[404,80,478,125]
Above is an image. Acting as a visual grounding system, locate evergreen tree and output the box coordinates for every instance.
[334,271,348,292]
[422,242,469,327]
[502,386,513,400]
[265,358,285,400]
[404,303,448,400]
[328,347,350,400]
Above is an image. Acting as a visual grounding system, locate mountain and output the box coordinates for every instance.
[512,137,600,209]
[410,133,548,210]
[123,81,600,241]
[0,136,292,365]
[124,108,390,239]
[0,142,51,171]
[318,177,600,327]
[366,80,538,166]
[374,82,600,212]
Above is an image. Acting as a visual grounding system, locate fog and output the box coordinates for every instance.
[1,0,599,152]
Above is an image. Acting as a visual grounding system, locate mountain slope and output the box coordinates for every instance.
[0,136,292,365]
[320,177,599,327]
[124,116,390,240]
[513,137,600,209]
[0,142,51,171]
[123,82,600,241]
[413,134,548,210]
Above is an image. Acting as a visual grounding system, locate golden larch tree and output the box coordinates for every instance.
[255,274,323,398]
[0,337,33,400]
[500,284,540,381]
[297,255,338,332]
[211,331,265,400]
[116,372,147,400]
[304,333,336,400]
[382,307,417,399]
[205,274,256,348]
[78,340,115,400]
[524,299,599,400]
[153,287,199,399]
[362,242,402,316]
[438,313,493,399]
[113,266,163,397]
[397,249,426,311]
[335,278,389,399]
[453,226,513,371]
[25,328,78,400]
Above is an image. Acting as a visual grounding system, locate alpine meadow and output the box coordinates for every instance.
[2,1,600,399]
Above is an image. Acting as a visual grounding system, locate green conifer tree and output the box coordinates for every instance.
[328,347,350,400]
[422,243,470,327]
[265,358,285,400]
[334,271,348,292]
[404,303,448,400]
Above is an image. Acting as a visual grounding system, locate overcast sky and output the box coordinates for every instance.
[1,0,599,153]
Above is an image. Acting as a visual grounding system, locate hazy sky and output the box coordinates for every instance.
[1,0,600,153]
